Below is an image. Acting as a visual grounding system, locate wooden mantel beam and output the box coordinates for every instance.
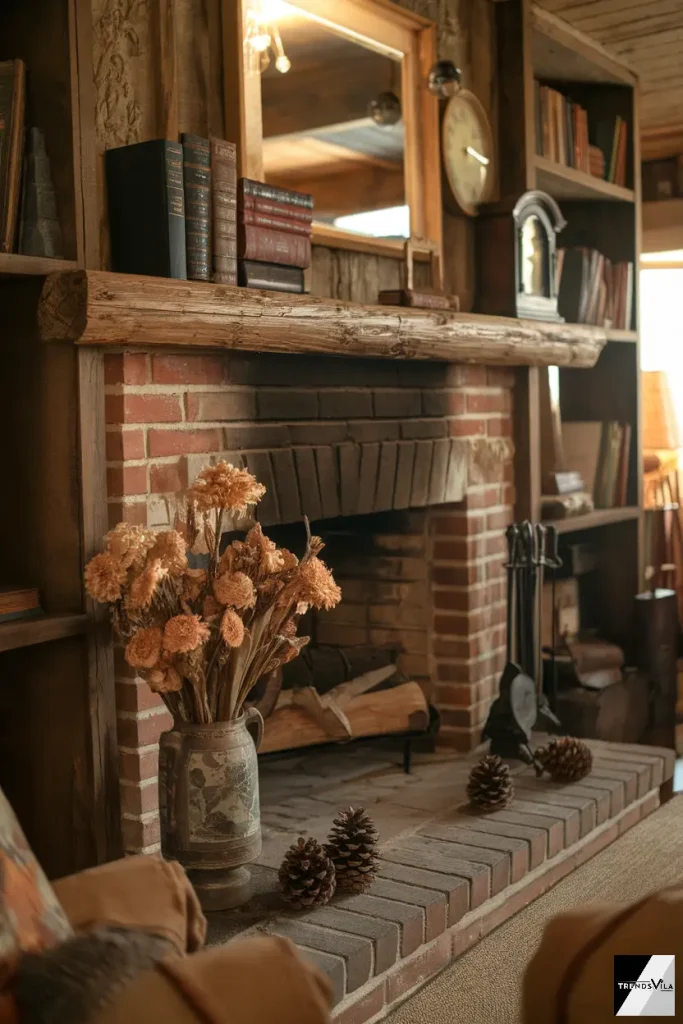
[38,270,606,368]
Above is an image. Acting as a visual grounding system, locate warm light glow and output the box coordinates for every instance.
[259,0,291,19]
[334,206,410,239]
[275,54,291,73]
[250,31,271,52]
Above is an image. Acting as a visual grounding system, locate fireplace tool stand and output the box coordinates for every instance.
[483,521,563,764]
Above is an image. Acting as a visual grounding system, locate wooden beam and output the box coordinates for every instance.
[271,162,404,218]
[38,269,607,368]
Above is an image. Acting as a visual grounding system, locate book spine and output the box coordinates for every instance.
[162,142,187,280]
[238,194,313,224]
[211,137,237,284]
[182,134,211,282]
[0,59,26,253]
[238,224,311,268]
[239,208,312,236]
[239,177,314,210]
[618,422,631,506]
[238,259,305,293]
[18,127,64,258]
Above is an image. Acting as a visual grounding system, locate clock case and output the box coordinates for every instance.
[476,189,566,321]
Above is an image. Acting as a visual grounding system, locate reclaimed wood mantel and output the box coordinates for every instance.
[38,269,607,368]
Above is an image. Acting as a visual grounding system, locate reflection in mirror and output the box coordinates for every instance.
[254,1,408,240]
[520,215,549,297]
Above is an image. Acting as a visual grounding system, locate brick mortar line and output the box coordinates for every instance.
[333,789,660,1022]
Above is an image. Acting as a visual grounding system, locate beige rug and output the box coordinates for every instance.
[388,797,683,1024]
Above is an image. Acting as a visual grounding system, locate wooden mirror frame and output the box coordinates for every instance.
[223,0,443,261]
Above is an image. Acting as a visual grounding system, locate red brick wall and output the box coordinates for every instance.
[104,350,514,852]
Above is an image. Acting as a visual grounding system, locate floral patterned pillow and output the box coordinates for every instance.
[0,788,72,985]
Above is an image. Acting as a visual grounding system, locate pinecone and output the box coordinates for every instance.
[326,807,380,894]
[535,737,593,783]
[467,754,514,811]
[278,837,336,910]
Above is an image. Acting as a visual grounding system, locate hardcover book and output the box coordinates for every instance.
[0,59,26,253]
[238,178,313,210]
[18,128,64,259]
[237,224,311,269]
[238,259,305,294]
[210,137,237,284]
[105,139,187,279]
[181,133,211,282]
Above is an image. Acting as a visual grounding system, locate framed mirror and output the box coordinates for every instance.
[224,0,442,259]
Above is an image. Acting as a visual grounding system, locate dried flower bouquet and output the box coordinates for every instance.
[84,462,341,724]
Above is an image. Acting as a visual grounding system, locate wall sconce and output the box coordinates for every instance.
[245,0,292,74]
[427,60,461,98]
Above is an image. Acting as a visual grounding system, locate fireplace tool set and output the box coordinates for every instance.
[483,521,564,763]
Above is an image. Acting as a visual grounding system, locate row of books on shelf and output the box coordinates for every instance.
[556,247,634,330]
[563,420,632,510]
[0,586,41,624]
[105,136,313,294]
[0,58,65,258]
[534,81,628,187]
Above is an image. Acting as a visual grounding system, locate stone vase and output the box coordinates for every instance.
[158,708,264,911]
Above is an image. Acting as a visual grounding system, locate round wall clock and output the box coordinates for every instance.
[442,88,494,217]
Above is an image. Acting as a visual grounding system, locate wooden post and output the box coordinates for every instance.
[157,0,179,140]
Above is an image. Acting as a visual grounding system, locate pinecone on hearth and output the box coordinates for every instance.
[535,737,593,783]
[326,807,380,894]
[467,755,514,811]
[279,837,336,910]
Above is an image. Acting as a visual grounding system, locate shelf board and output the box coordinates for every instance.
[0,613,89,653]
[544,506,641,535]
[532,5,637,86]
[0,253,78,277]
[605,328,638,343]
[535,157,634,203]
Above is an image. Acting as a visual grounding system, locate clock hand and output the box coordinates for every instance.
[465,145,489,166]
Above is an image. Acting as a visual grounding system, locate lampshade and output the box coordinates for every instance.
[643,370,682,450]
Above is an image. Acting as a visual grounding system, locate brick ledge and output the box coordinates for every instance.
[332,787,662,1024]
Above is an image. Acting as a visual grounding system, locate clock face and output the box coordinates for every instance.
[442,90,494,216]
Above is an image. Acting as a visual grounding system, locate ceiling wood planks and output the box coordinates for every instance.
[536,0,683,151]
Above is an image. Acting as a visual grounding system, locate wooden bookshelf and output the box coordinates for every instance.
[0,613,88,653]
[546,506,641,535]
[494,0,642,648]
[0,254,78,277]
[535,156,635,203]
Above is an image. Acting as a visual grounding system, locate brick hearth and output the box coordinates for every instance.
[105,349,515,853]
[206,738,674,1023]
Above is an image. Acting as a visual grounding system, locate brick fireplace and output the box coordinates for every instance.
[104,349,515,853]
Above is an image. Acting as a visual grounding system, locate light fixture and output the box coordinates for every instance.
[427,60,461,98]
[245,0,292,74]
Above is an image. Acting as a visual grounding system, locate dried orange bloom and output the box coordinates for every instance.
[181,567,208,603]
[147,664,183,693]
[187,461,265,513]
[220,609,245,648]
[84,552,126,603]
[125,627,163,669]
[163,614,211,654]
[128,559,168,610]
[105,523,155,569]
[150,530,187,574]
[297,557,342,610]
[214,571,256,609]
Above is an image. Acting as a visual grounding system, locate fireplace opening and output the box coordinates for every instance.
[224,509,437,755]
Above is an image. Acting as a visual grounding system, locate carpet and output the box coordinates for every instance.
[388,797,683,1024]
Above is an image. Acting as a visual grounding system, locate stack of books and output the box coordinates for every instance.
[556,247,634,329]
[0,59,63,258]
[105,136,313,293]
[534,81,629,187]
[237,178,313,295]
[535,83,590,173]
[563,420,632,509]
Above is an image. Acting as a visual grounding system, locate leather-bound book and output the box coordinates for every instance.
[238,178,313,211]
[181,133,211,281]
[238,259,305,294]
[210,137,237,284]
[237,224,311,268]
[0,59,26,253]
[105,139,187,279]
[239,193,313,225]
